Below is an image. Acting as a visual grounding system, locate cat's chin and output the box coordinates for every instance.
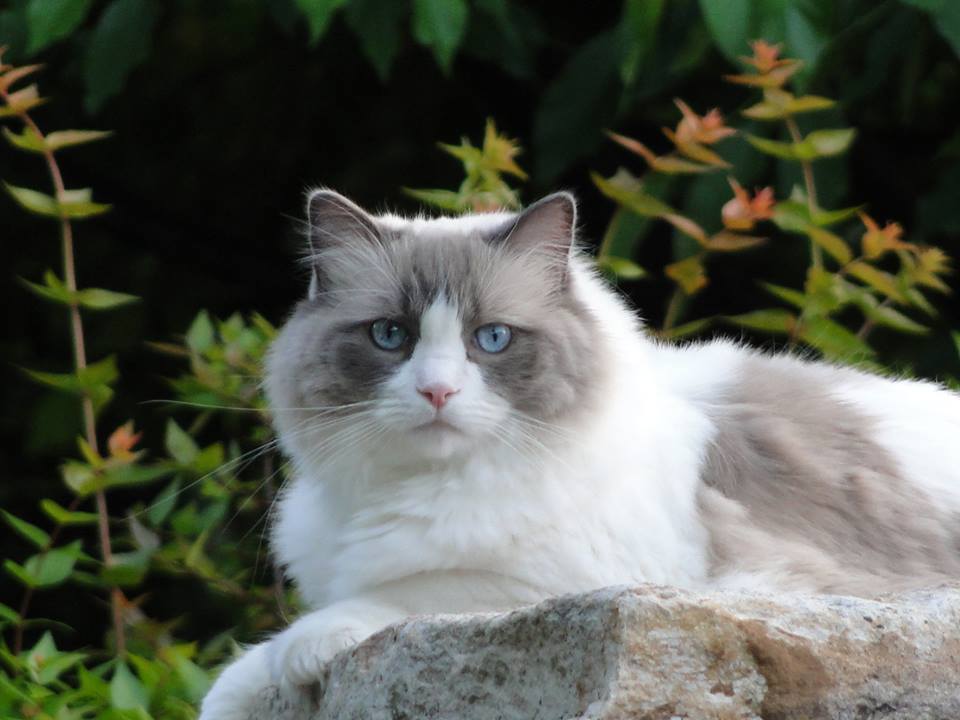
[404,419,475,460]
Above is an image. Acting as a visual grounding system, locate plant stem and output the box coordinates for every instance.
[785,115,823,269]
[855,298,893,341]
[2,90,126,656]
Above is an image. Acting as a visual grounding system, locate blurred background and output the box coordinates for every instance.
[1,0,959,711]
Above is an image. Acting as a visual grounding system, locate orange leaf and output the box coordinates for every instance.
[108,421,142,460]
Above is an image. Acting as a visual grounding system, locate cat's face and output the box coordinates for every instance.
[266,190,601,465]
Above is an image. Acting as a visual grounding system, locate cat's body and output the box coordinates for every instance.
[200,191,960,719]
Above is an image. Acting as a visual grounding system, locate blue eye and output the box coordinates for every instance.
[370,319,408,350]
[475,323,512,353]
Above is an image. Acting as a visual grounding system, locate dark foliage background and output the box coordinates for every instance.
[1,0,959,695]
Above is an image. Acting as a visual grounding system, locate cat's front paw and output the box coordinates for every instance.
[200,643,271,720]
[268,610,371,688]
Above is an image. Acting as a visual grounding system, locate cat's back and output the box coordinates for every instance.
[657,339,960,594]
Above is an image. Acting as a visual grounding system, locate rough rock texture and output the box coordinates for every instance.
[249,584,960,720]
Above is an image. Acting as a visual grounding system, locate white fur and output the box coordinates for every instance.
[200,212,960,718]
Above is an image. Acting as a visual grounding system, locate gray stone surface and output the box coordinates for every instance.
[248,584,960,720]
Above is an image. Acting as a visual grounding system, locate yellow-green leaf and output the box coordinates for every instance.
[591,170,675,217]
[746,129,856,161]
[0,83,46,116]
[799,316,874,359]
[40,499,99,525]
[1,510,51,548]
[660,317,713,340]
[704,231,766,252]
[807,227,852,265]
[2,125,45,152]
[45,129,112,151]
[75,288,139,310]
[846,261,907,303]
[597,256,647,280]
[665,255,708,295]
[762,282,807,309]
[724,309,796,333]
[3,182,59,217]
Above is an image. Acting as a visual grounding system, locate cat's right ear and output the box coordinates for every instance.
[305,189,381,296]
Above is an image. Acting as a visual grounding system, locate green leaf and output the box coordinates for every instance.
[40,499,99,525]
[698,0,751,63]
[4,559,38,588]
[21,272,138,310]
[101,549,152,587]
[2,126,111,153]
[902,0,960,56]
[724,309,797,333]
[660,317,713,340]
[0,83,47,117]
[23,540,83,587]
[26,0,94,54]
[762,282,807,309]
[295,0,348,43]
[24,356,119,410]
[170,653,211,702]
[75,287,139,310]
[846,261,907,303]
[411,0,469,73]
[2,125,45,152]
[1,510,50,549]
[807,226,852,265]
[344,0,405,81]
[110,661,148,710]
[533,29,622,181]
[0,602,19,624]
[745,129,856,161]
[743,92,835,120]
[3,182,110,219]
[591,169,676,217]
[772,203,852,264]
[848,291,930,335]
[36,650,86,684]
[3,182,59,217]
[58,187,112,219]
[619,0,665,85]
[147,478,181,526]
[186,311,215,353]
[165,420,199,465]
[665,255,708,295]
[102,463,174,491]
[401,187,465,212]
[46,129,113,150]
[597,256,648,280]
[83,0,161,113]
[799,315,875,359]
[62,460,97,495]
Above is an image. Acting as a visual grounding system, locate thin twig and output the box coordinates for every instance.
[1,83,126,656]
[785,115,823,269]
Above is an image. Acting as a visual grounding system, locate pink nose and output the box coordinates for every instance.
[418,383,459,409]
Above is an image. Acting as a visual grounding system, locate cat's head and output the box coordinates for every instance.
[266,189,604,467]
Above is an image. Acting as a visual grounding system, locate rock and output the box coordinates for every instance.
[248,584,960,720]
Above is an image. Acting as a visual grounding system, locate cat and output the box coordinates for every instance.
[200,189,960,718]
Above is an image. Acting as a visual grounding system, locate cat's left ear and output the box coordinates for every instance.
[497,192,577,284]
[305,189,381,296]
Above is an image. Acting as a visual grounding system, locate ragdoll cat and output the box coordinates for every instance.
[200,189,960,718]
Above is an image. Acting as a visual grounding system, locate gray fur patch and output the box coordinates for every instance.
[700,357,960,594]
